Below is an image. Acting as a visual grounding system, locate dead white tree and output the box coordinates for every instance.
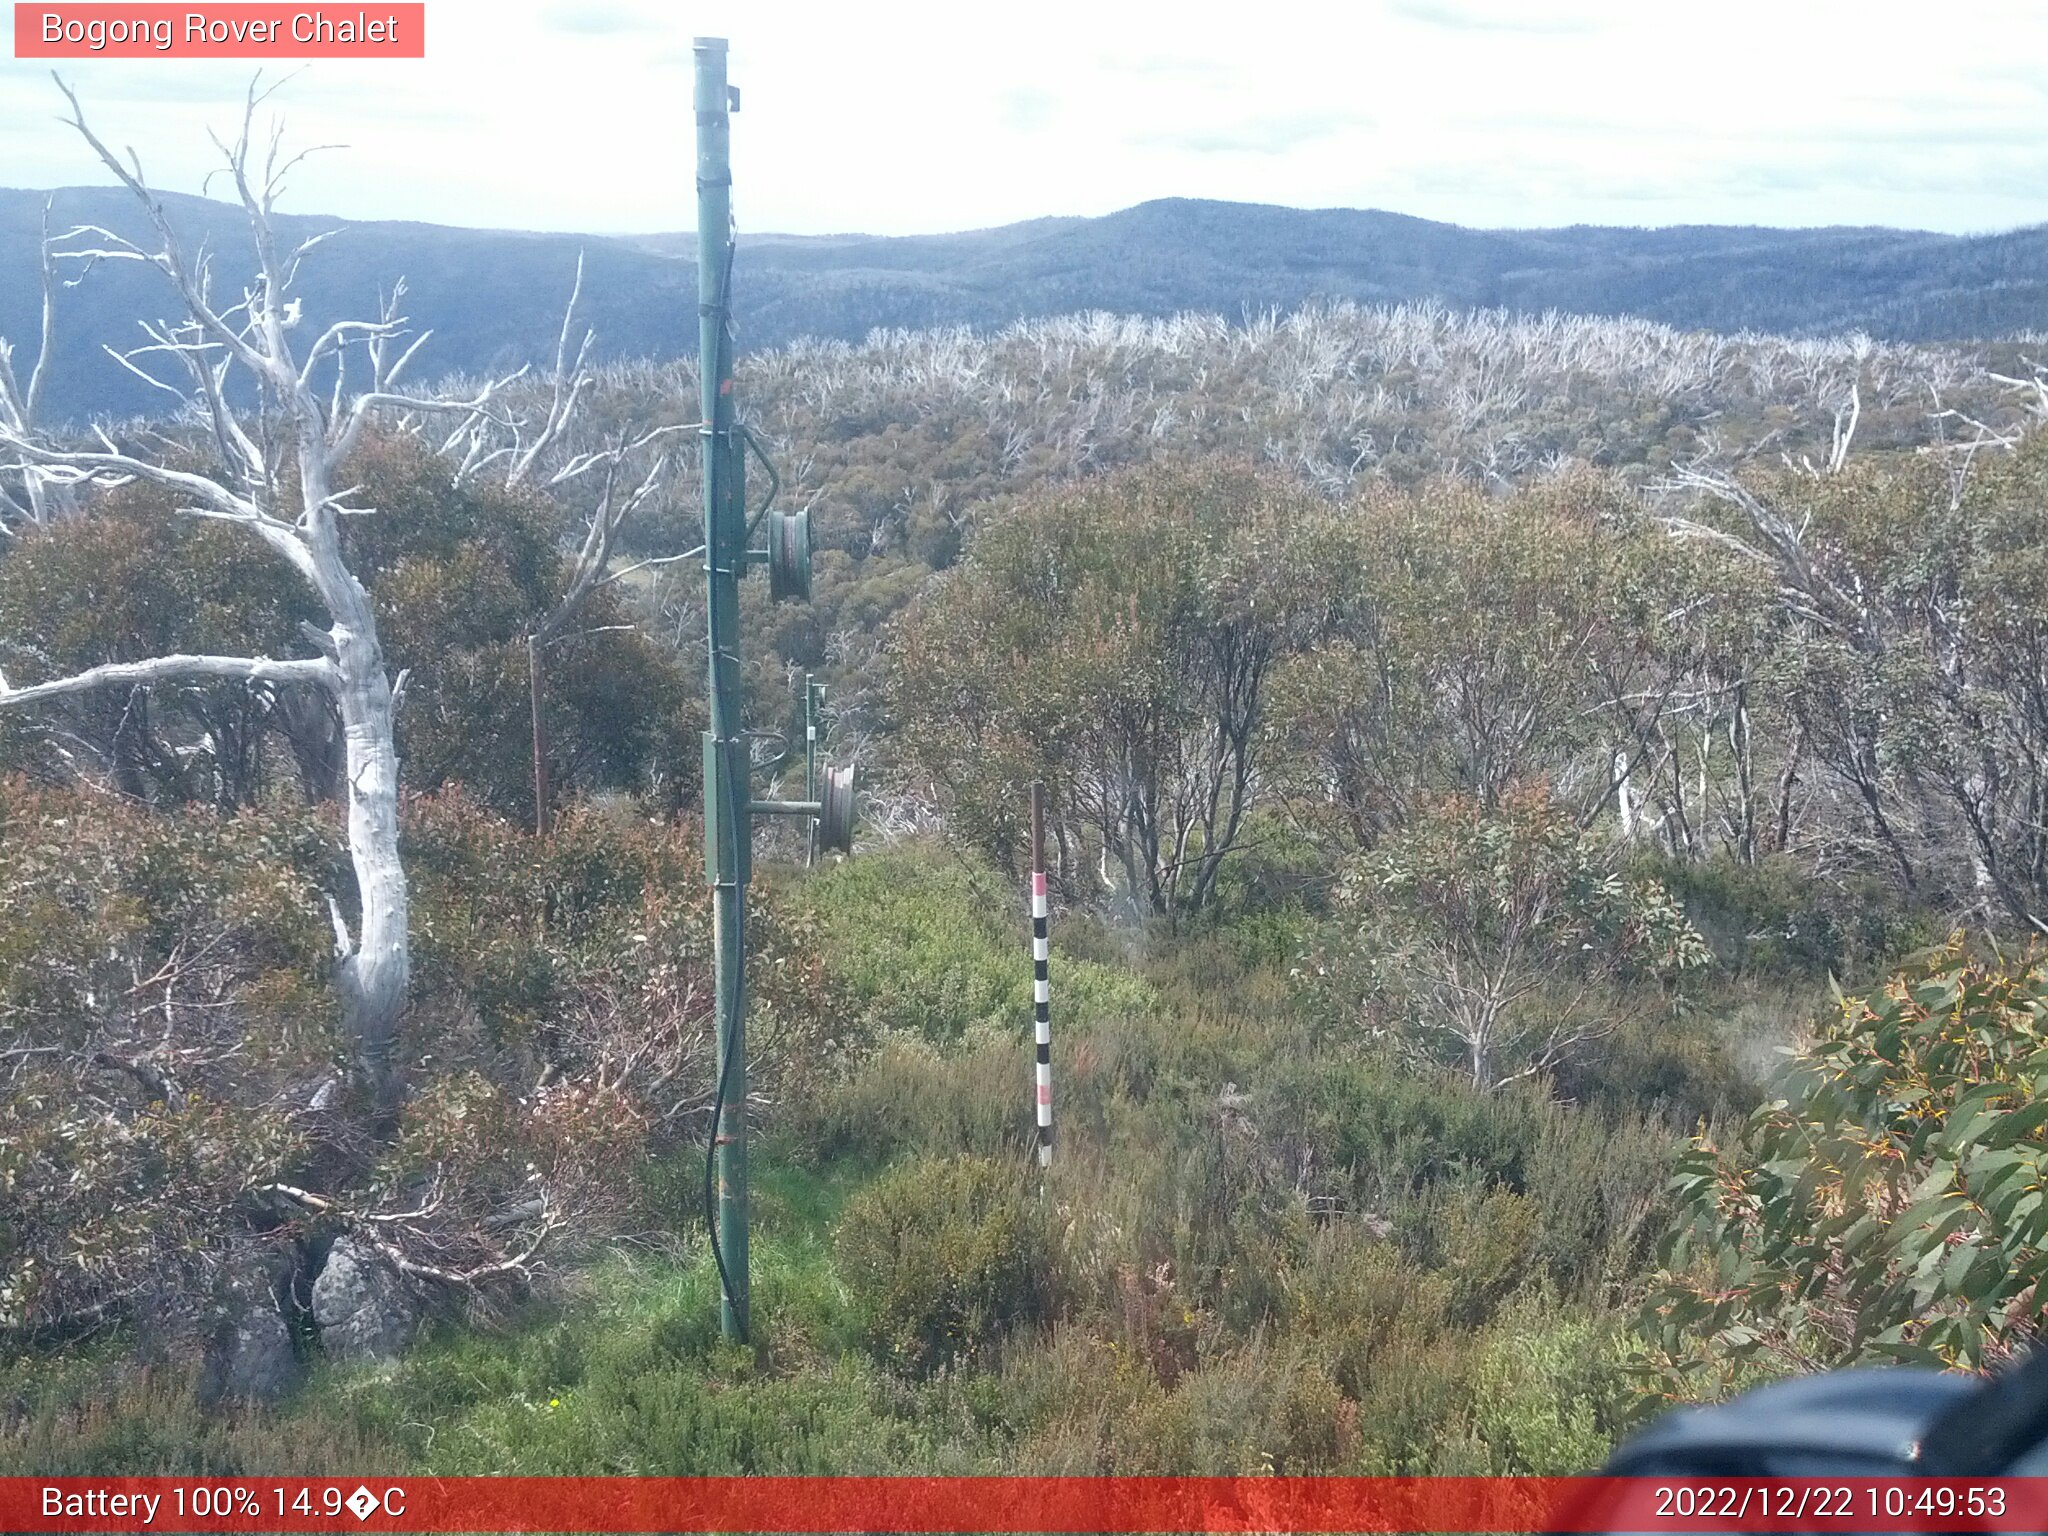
[0,198,69,533]
[429,250,695,835]
[1657,465,1932,895]
[0,79,531,1107]
[524,443,678,834]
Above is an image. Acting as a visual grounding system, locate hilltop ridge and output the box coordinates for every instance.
[3,187,2043,421]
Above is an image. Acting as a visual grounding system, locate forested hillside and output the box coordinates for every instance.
[8,157,2048,1476]
[7,184,2048,422]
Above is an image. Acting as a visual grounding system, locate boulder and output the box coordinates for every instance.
[311,1236,418,1363]
[199,1239,300,1404]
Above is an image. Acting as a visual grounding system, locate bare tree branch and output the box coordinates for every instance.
[0,652,334,708]
[0,198,69,529]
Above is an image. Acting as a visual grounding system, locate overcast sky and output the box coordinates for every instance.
[3,0,2046,238]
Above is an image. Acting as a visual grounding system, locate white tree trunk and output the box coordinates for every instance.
[0,79,616,1116]
[1615,748,1637,839]
[333,615,408,1098]
[297,438,410,1103]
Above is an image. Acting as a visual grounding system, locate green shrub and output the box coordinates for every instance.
[1002,1328,1358,1474]
[1264,1055,1545,1213]
[1421,1185,1545,1325]
[1649,852,1939,980]
[779,1028,1032,1165]
[835,1155,1068,1376]
[1161,1124,1312,1329]
[1347,1325,1486,1474]
[1467,1296,1630,1473]
[0,1342,400,1476]
[805,847,1026,1041]
[1163,1339,1357,1473]
[1192,806,1328,931]
[1331,790,1709,1091]
[1641,943,2048,1392]
[1002,1328,1175,1472]
[1285,1229,1453,1402]
[805,842,1152,1043]
[1551,1002,1756,1126]
[1523,1106,1675,1293]
[0,783,335,1340]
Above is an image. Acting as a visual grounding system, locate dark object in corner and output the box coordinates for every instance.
[1587,1350,2048,1533]
[1604,1367,1976,1478]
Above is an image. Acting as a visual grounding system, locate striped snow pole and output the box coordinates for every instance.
[1030,782,1053,1167]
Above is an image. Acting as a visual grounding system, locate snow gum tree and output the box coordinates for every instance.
[0,82,538,1107]
[890,461,1337,920]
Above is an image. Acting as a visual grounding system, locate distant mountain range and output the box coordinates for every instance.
[5,186,2045,422]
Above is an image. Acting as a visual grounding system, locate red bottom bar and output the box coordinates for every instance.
[9,1475,2048,1533]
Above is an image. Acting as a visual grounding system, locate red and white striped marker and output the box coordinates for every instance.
[1029,782,1052,1168]
[1032,870,1052,1167]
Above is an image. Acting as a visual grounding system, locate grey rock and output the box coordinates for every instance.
[209,1302,298,1402]
[199,1240,300,1404]
[311,1236,418,1363]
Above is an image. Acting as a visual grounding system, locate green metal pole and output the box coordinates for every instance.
[695,34,750,1343]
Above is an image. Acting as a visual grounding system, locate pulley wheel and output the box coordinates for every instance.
[768,506,811,603]
[817,759,856,855]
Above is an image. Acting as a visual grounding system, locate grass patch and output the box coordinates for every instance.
[6,838,1795,1478]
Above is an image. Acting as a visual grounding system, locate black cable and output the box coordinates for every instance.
[702,968,744,1338]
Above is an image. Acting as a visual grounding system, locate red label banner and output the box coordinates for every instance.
[6,1476,2048,1533]
[13,4,425,57]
